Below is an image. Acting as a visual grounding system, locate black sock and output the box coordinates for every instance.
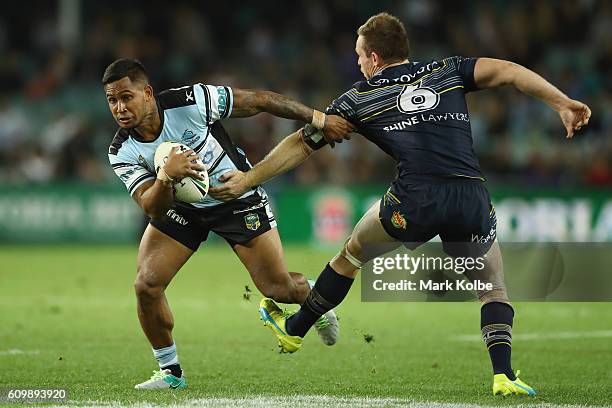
[286,263,354,337]
[162,363,182,378]
[481,302,515,380]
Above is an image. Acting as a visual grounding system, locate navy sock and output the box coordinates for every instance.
[161,363,182,378]
[481,302,515,380]
[286,263,354,337]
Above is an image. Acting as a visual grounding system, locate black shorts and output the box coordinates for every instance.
[150,191,276,250]
[379,179,497,257]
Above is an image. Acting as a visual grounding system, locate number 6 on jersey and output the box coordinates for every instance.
[397,84,440,114]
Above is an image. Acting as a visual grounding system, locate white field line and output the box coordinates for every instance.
[42,396,612,408]
[0,348,40,356]
[454,330,612,342]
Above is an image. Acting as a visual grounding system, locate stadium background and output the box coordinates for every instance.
[0,0,610,244]
[1,1,611,406]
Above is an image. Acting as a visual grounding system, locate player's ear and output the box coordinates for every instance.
[143,84,154,101]
[371,51,382,67]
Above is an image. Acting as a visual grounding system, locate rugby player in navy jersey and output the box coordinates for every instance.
[102,58,354,389]
[209,13,591,396]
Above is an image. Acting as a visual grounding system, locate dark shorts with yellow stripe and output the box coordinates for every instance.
[150,191,276,251]
[379,179,496,257]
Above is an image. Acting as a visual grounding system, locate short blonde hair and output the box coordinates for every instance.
[357,12,410,62]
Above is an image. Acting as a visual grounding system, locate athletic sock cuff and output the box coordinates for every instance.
[481,302,514,327]
[313,263,354,306]
[153,343,179,368]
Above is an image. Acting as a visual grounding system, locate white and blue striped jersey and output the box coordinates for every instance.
[108,83,256,208]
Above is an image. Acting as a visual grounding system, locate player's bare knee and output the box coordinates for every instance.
[134,272,165,303]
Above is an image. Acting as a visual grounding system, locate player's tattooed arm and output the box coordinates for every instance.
[208,129,314,201]
[474,58,591,138]
[230,88,355,146]
[231,88,313,121]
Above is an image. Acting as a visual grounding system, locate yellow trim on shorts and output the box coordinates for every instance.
[386,191,402,204]
[449,173,486,181]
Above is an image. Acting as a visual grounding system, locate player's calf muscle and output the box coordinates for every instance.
[253,273,308,303]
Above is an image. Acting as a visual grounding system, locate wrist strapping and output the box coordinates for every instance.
[156,166,175,183]
[311,109,326,129]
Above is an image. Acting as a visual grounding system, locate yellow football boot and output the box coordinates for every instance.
[493,370,536,396]
[259,298,303,353]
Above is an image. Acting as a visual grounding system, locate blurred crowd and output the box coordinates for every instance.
[0,0,610,188]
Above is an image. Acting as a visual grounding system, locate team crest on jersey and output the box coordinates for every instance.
[138,155,152,172]
[391,211,407,229]
[182,129,197,144]
[244,213,260,231]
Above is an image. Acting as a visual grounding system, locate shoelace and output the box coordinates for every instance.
[314,314,331,330]
[278,308,295,319]
[148,369,170,381]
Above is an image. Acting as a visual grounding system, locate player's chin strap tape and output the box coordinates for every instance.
[301,124,328,151]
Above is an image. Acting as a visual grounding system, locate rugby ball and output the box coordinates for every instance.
[154,142,209,203]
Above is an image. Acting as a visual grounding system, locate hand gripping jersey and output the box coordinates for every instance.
[108,84,256,208]
[326,56,484,194]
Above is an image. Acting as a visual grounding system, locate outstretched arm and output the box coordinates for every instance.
[208,128,315,201]
[473,58,591,138]
[231,88,354,146]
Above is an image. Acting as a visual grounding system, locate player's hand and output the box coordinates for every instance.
[163,147,206,180]
[322,114,355,148]
[558,98,591,139]
[208,170,249,201]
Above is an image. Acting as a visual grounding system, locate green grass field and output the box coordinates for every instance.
[1,245,611,407]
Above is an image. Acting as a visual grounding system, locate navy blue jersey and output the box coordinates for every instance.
[326,56,483,192]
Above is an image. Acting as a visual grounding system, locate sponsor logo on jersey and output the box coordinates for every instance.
[216,87,227,115]
[244,213,260,231]
[383,112,470,132]
[167,209,188,226]
[369,61,442,86]
[185,90,194,102]
[391,211,407,229]
[471,226,496,244]
[119,167,138,182]
[203,150,214,164]
[233,201,266,214]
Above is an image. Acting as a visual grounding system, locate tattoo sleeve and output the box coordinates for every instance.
[231,88,314,122]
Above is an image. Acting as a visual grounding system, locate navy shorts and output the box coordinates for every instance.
[150,191,276,250]
[379,179,497,257]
